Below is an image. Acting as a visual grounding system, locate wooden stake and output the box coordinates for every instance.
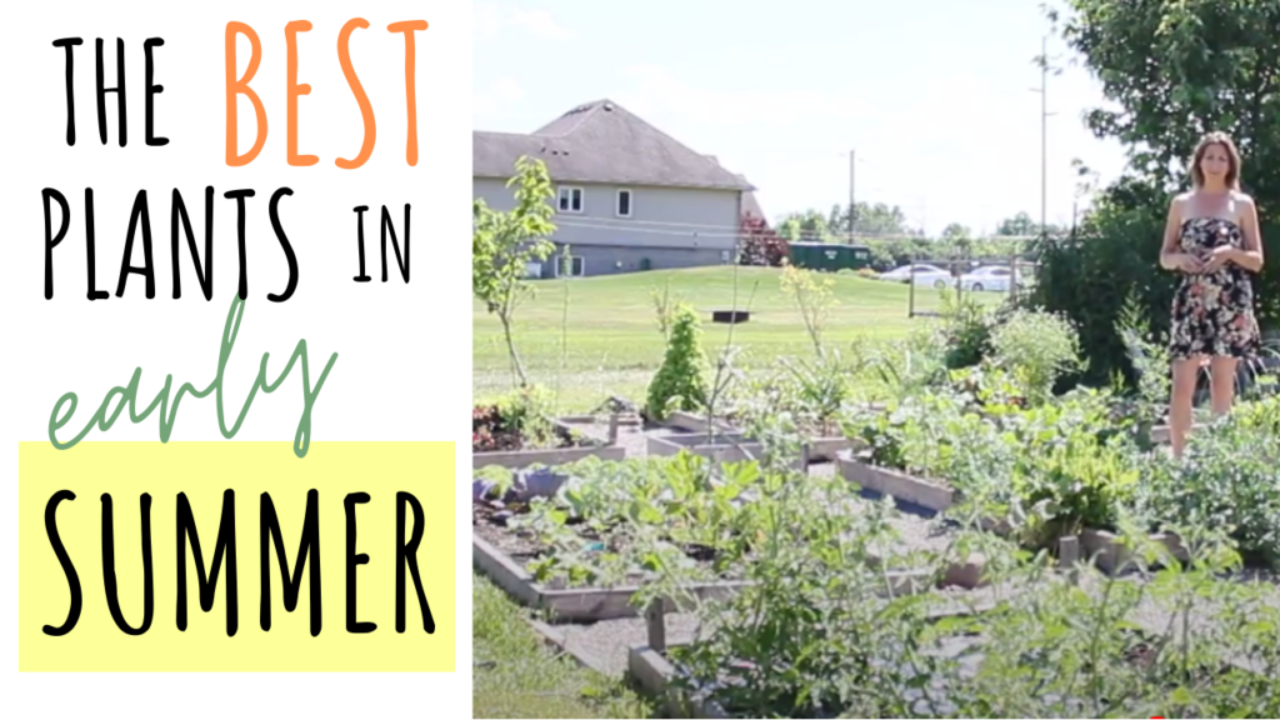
[646,597,666,653]
[608,411,620,445]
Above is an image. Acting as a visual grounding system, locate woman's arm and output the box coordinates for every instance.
[1233,196,1265,272]
[1160,196,1198,272]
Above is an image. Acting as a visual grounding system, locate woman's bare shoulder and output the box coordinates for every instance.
[1168,192,1191,215]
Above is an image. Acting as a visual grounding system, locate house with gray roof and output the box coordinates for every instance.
[473,99,757,278]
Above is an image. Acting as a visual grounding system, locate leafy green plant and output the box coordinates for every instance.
[473,156,557,387]
[988,307,1085,406]
[846,380,1145,549]
[646,303,711,421]
[665,509,1280,718]
[937,288,996,369]
[1002,393,1142,544]
[1133,400,1280,565]
[780,264,838,358]
[667,450,935,718]
[651,276,679,343]
[495,384,557,448]
[1116,290,1171,418]
[869,324,951,401]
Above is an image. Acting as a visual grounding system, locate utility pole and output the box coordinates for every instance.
[1040,36,1047,240]
[848,149,857,244]
[1030,36,1057,242]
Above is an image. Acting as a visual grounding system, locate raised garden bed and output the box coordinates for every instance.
[836,452,955,515]
[474,451,995,624]
[473,415,626,469]
[838,452,1189,577]
[661,410,737,435]
[1071,528,1188,573]
[661,410,855,463]
[472,529,935,622]
[646,431,766,466]
[474,531,750,621]
[835,451,1006,531]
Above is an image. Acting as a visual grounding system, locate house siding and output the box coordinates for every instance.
[474,177,742,278]
[547,244,734,278]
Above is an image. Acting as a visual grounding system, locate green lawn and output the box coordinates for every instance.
[472,572,654,718]
[474,266,1001,411]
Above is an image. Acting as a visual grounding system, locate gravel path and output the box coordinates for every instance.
[546,612,702,678]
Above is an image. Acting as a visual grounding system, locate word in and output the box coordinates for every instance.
[352,204,410,283]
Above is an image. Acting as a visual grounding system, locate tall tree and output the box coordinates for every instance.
[1057,0,1280,200]
[1028,0,1280,386]
[781,202,918,242]
[941,223,972,241]
[776,209,833,243]
[996,211,1064,238]
[472,156,557,388]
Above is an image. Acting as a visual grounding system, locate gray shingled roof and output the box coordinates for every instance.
[474,99,754,191]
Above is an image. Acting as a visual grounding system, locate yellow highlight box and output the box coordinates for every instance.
[18,442,455,672]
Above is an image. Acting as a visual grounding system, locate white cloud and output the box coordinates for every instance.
[475,3,573,42]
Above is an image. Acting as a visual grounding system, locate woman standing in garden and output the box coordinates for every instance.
[1159,131,1264,458]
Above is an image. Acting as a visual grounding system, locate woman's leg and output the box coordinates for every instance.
[1209,355,1240,416]
[1170,356,1202,458]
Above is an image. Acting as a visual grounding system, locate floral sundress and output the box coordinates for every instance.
[1168,216,1260,360]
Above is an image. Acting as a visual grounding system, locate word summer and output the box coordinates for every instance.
[41,489,435,637]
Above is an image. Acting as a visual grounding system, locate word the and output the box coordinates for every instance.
[48,295,336,458]
[41,186,299,302]
[51,37,167,147]
[226,19,427,168]
[42,489,434,637]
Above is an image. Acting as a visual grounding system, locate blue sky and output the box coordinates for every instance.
[473,0,1130,237]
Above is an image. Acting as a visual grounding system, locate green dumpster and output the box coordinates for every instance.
[787,242,872,272]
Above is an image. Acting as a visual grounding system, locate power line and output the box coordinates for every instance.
[551,218,1041,243]
[555,218,929,241]
[552,213,1038,239]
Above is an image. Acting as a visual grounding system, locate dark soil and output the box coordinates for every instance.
[472,405,595,453]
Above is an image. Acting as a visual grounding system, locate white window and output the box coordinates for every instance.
[557,186,584,213]
[616,189,633,218]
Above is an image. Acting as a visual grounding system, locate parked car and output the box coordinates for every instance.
[958,265,1018,292]
[877,263,950,285]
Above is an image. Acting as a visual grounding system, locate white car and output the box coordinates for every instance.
[958,265,1017,292]
[877,263,950,285]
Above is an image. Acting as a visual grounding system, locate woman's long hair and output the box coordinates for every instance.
[1189,131,1243,190]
